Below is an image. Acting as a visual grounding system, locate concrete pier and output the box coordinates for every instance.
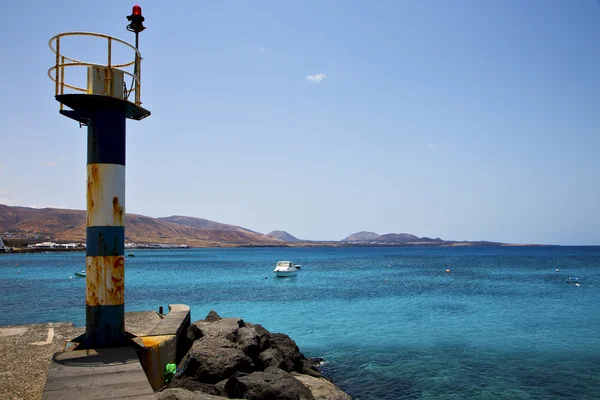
[43,347,156,399]
[0,305,190,400]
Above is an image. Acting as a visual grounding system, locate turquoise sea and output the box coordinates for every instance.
[1,246,600,399]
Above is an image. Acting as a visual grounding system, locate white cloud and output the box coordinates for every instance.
[306,73,327,83]
[258,48,265,54]
[46,162,57,167]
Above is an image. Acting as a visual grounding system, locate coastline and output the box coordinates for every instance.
[0,241,561,255]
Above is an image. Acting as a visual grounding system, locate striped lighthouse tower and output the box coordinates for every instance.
[49,7,150,348]
[85,109,127,347]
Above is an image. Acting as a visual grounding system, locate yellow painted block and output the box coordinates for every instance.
[139,335,176,390]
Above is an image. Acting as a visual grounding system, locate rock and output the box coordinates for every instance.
[186,324,203,344]
[177,337,255,384]
[293,373,352,400]
[193,335,239,351]
[260,347,289,371]
[214,379,229,395]
[193,318,243,342]
[166,378,224,396]
[225,367,315,400]
[156,388,229,399]
[205,310,222,322]
[246,323,272,351]
[236,326,261,359]
[267,333,305,372]
[301,359,323,378]
[176,312,351,399]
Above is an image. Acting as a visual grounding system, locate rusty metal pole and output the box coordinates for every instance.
[55,81,149,350]
[50,10,151,349]
[84,109,127,347]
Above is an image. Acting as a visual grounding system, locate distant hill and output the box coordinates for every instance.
[373,233,444,244]
[0,205,86,241]
[158,215,256,233]
[0,204,507,248]
[341,230,496,246]
[0,204,280,247]
[266,230,300,242]
[373,233,420,243]
[343,232,433,244]
[342,231,380,242]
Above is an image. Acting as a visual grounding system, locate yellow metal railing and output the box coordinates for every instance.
[48,32,142,109]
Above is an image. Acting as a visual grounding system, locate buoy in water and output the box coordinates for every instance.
[446,269,451,273]
[555,268,559,272]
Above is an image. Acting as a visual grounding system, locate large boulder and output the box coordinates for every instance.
[156,388,228,399]
[187,324,203,341]
[246,323,272,352]
[177,336,255,384]
[213,379,229,396]
[185,324,204,349]
[225,367,315,400]
[165,378,224,396]
[260,333,305,372]
[170,312,349,399]
[292,373,352,400]
[193,318,244,342]
[236,326,261,359]
[301,359,323,378]
[259,347,288,371]
[205,310,222,322]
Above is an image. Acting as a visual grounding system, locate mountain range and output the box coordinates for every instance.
[0,204,502,247]
[0,205,279,247]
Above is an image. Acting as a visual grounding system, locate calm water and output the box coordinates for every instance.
[1,246,600,399]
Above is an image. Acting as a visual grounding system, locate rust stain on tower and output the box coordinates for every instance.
[86,256,125,306]
[112,196,124,223]
[86,164,125,227]
[86,164,100,225]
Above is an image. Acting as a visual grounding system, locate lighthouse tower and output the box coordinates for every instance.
[48,5,150,348]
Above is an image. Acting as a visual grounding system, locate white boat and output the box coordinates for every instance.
[274,261,300,277]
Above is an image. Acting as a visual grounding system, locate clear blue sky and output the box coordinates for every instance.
[0,1,599,245]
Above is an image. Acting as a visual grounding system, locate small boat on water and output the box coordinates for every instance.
[74,271,86,278]
[274,261,300,277]
[127,252,135,257]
